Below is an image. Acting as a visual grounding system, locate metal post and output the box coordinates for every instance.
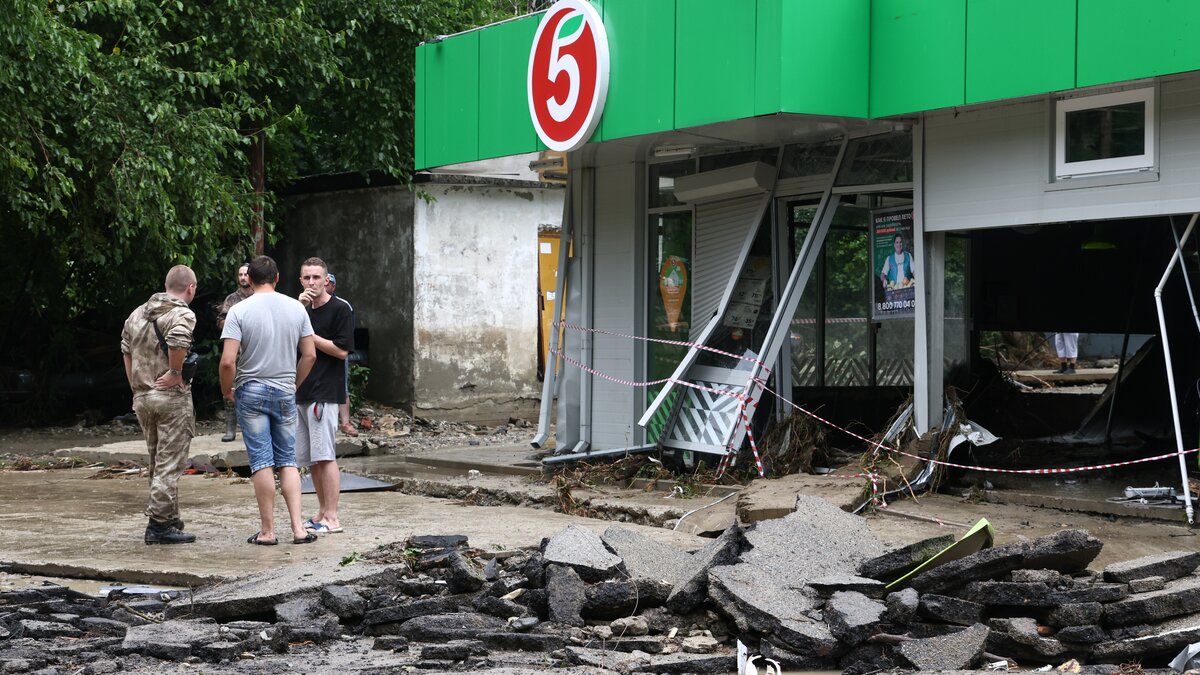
[572,169,593,455]
[1157,213,1198,525]
[531,184,573,449]
[1169,216,1200,335]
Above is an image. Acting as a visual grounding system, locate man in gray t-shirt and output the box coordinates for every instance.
[219,255,317,546]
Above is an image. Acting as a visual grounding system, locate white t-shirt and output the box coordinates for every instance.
[221,291,314,394]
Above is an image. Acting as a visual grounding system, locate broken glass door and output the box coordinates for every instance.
[640,139,849,459]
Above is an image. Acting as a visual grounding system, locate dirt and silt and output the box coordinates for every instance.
[1,405,1199,672]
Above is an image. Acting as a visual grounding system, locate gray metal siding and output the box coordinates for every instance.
[690,194,765,341]
[924,74,1200,232]
[590,163,639,449]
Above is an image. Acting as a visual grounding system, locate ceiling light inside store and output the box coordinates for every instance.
[653,144,696,158]
[1081,223,1119,251]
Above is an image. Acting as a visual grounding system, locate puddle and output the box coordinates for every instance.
[1,571,114,596]
[339,456,486,481]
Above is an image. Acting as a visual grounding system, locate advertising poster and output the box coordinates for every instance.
[871,207,916,320]
[658,255,688,331]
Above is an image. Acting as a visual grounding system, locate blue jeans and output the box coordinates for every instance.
[235,381,298,474]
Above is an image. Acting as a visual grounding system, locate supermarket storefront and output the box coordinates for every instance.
[416,0,1200,465]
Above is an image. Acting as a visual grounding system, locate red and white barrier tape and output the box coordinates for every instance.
[756,379,1200,475]
[549,336,1200,481]
[551,348,749,403]
[555,321,773,374]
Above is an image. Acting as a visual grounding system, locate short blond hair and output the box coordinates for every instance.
[165,264,196,292]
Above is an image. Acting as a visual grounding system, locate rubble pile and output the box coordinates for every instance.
[4,496,1200,673]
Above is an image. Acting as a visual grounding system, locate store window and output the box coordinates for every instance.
[646,159,695,441]
[649,160,695,208]
[1055,87,1155,179]
[836,132,912,186]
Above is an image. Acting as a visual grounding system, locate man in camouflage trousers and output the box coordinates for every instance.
[216,263,252,442]
[121,264,199,545]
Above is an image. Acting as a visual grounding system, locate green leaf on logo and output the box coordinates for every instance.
[558,14,583,40]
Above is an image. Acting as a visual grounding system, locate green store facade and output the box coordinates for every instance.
[416,0,1200,468]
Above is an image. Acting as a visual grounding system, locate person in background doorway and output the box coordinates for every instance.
[121,264,198,545]
[216,263,252,442]
[220,255,317,545]
[1054,333,1079,374]
[296,259,354,534]
[326,272,359,437]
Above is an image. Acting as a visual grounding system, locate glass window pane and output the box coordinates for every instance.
[779,141,841,179]
[649,160,695,209]
[1065,102,1145,163]
[824,227,870,386]
[646,211,693,443]
[876,320,913,385]
[648,212,693,378]
[787,202,819,387]
[943,235,969,373]
[835,132,913,186]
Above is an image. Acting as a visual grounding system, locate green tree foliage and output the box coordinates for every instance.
[0,0,508,416]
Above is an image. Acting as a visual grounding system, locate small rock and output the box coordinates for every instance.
[885,588,919,625]
[1130,576,1167,594]
[681,635,720,653]
[610,616,649,637]
[373,636,409,651]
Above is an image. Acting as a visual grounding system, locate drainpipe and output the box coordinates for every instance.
[1157,213,1197,525]
[531,185,573,449]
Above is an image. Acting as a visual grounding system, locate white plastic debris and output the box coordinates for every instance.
[1169,640,1200,671]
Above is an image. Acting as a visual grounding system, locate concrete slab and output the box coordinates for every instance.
[53,432,365,469]
[0,467,705,587]
[734,473,866,525]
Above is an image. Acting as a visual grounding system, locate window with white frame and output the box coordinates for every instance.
[1055,87,1155,179]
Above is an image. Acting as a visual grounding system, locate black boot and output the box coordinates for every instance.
[222,414,236,442]
[169,517,185,531]
[145,519,196,545]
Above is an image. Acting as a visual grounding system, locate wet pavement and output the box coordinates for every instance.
[5,431,1200,594]
[2,435,709,588]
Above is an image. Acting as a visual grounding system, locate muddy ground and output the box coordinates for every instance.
[2,416,1199,673]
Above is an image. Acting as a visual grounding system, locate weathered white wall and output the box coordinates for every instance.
[924,73,1200,231]
[413,182,564,422]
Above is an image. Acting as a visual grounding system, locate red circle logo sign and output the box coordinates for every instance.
[527,0,609,152]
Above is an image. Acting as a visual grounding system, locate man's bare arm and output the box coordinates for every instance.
[312,335,349,360]
[295,335,317,389]
[220,338,240,400]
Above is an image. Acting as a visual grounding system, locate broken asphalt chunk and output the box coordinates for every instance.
[1102,550,1200,584]
[898,622,989,670]
[857,534,957,583]
[543,523,623,581]
[1102,575,1200,627]
[666,523,743,614]
[824,591,886,646]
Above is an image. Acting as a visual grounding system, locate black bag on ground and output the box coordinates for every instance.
[151,319,200,383]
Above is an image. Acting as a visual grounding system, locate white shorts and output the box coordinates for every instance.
[295,401,338,466]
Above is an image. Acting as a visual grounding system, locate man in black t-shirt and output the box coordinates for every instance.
[295,256,354,535]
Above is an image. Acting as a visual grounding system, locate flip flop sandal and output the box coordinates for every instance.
[247,533,278,546]
[293,532,318,544]
[308,522,345,535]
[303,518,318,530]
